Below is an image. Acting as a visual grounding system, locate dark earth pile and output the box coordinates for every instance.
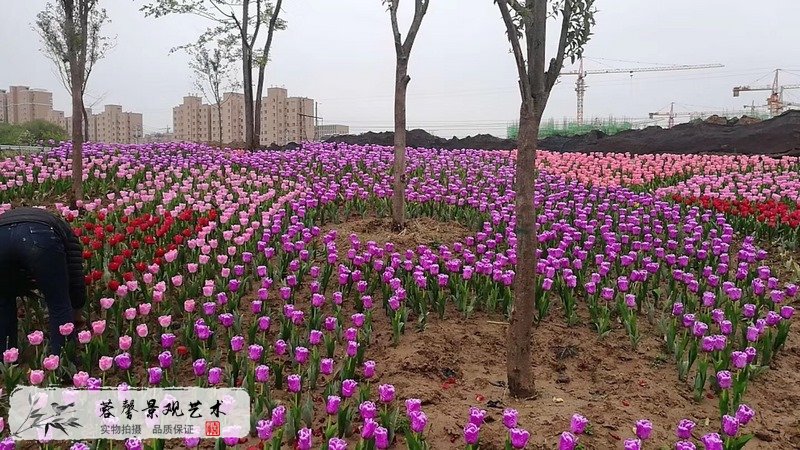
[320,111,800,156]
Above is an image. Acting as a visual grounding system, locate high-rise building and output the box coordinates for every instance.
[66,105,143,144]
[316,124,350,140]
[173,88,316,146]
[211,92,246,144]
[1,86,65,127]
[261,87,315,146]
[173,96,211,142]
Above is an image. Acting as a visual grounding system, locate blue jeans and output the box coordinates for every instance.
[0,222,74,354]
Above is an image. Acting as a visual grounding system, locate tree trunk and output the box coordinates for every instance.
[64,1,83,207]
[242,48,255,150]
[392,60,409,230]
[217,102,223,145]
[82,101,89,142]
[255,64,265,146]
[507,101,539,398]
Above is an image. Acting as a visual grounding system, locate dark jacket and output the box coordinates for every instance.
[0,207,87,309]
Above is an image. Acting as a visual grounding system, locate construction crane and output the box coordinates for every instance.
[733,69,800,117]
[560,58,725,126]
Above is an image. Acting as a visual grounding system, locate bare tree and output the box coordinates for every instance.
[496,0,595,398]
[142,0,285,150]
[184,43,235,144]
[36,0,111,205]
[254,0,286,143]
[383,0,429,230]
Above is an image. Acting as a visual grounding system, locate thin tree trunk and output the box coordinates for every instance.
[63,0,83,206]
[506,101,539,398]
[255,65,264,146]
[217,102,223,145]
[82,101,89,142]
[392,61,409,230]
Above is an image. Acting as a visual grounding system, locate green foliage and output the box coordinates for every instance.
[0,120,67,146]
[507,119,633,139]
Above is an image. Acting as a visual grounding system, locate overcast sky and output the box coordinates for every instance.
[2,0,800,137]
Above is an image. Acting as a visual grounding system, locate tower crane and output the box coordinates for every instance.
[733,69,800,117]
[560,58,725,126]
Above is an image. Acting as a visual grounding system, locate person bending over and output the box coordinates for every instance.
[0,207,86,354]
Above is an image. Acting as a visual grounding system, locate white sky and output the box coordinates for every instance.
[2,0,800,137]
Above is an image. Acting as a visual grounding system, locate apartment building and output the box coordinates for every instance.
[0,86,65,127]
[66,105,143,144]
[173,88,317,146]
[316,124,350,140]
[211,92,246,144]
[261,87,315,146]
[173,96,211,142]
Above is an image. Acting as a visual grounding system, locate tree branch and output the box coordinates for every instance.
[545,0,572,92]
[400,0,428,56]
[496,0,530,101]
[260,0,283,67]
[389,1,403,57]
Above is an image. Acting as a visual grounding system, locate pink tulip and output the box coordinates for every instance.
[29,370,45,385]
[42,355,60,371]
[92,320,107,335]
[100,298,115,310]
[99,356,113,372]
[27,330,44,346]
[119,335,132,351]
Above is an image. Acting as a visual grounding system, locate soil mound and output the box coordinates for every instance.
[538,110,800,156]
[324,129,517,151]
[321,111,799,156]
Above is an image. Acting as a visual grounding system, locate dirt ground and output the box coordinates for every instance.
[367,306,800,449]
[333,218,800,450]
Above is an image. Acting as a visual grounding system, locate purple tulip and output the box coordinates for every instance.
[558,431,578,450]
[275,340,288,356]
[624,439,642,450]
[295,346,310,364]
[635,419,653,440]
[271,405,287,427]
[780,306,795,319]
[374,426,389,449]
[287,374,302,393]
[249,344,264,361]
[309,330,323,346]
[409,410,427,433]
[735,404,755,425]
[468,406,487,426]
[208,367,223,385]
[147,367,162,385]
[158,351,172,369]
[255,365,270,383]
[342,379,357,398]
[328,437,347,450]
[700,433,723,450]
[716,370,732,389]
[320,358,334,375]
[193,358,207,377]
[230,336,245,352]
[675,442,696,450]
[361,418,378,439]
[326,396,341,415]
[509,428,530,449]
[503,408,519,429]
[463,423,480,445]
[721,415,739,437]
[297,427,313,450]
[406,398,422,415]
[363,360,376,378]
[676,419,695,439]
[378,384,395,403]
[570,414,589,434]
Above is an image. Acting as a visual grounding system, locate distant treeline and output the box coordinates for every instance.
[0,120,67,146]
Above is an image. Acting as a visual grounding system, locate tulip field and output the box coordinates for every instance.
[0,142,799,449]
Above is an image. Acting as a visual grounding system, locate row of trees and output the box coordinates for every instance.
[34,0,595,398]
[0,121,67,146]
